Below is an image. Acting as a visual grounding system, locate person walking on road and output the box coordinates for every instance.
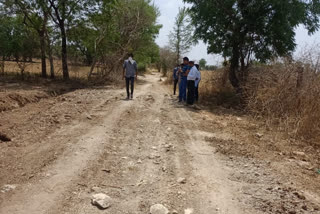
[123,53,138,100]
[179,57,190,102]
[173,65,180,95]
[187,61,198,105]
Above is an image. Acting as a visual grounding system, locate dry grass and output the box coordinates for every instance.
[199,69,240,108]
[244,45,320,142]
[244,61,320,142]
[2,60,91,80]
[1,60,125,84]
[190,47,320,142]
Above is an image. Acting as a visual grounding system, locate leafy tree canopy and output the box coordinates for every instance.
[184,0,320,87]
[169,7,194,63]
[199,58,207,69]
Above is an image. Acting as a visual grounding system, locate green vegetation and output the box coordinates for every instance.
[185,0,320,89]
[0,0,161,80]
[169,7,194,63]
[0,15,39,78]
[199,58,206,70]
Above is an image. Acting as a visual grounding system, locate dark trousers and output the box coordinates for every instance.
[179,78,187,101]
[195,84,199,101]
[125,77,135,97]
[187,80,195,105]
[173,79,178,95]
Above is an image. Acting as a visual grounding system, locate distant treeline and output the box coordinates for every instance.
[0,0,161,79]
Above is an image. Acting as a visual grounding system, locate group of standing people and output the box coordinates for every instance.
[173,57,201,105]
[122,54,201,105]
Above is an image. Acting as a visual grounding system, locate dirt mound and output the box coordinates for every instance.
[0,91,49,112]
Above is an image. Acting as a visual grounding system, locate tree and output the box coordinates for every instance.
[0,0,161,79]
[169,7,194,64]
[48,0,94,80]
[85,0,161,78]
[0,15,39,78]
[184,0,320,89]
[158,46,176,76]
[9,0,52,78]
[199,58,206,70]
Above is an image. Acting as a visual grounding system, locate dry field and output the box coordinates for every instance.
[2,60,92,79]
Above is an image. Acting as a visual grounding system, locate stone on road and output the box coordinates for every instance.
[150,204,169,214]
[91,193,112,209]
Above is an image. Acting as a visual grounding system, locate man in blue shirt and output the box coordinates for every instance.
[173,65,179,95]
[178,57,190,102]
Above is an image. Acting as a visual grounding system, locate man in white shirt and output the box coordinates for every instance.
[187,61,198,105]
[195,64,201,102]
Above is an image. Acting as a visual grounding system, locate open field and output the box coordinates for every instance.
[1,60,92,79]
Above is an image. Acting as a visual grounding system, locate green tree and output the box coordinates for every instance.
[159,46,176,76]
[199,58,206,70]
[48,0,95,80]
[169,7,194,63]
[6,0,52,78]
[184,0,320,89]
[85,0,161,78]
[0,15,39,77]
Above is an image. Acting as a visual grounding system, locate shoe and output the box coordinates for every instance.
[130,94,133,100]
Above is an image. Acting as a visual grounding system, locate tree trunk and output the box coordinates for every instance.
[39,30,47,78]
[1,56,4,75]
[229,45,240,89]
[88,57,97,79]
[177,48,180,65]
[16,60,25,80]
[60,22,69,80]
[46,32,55,79]
[239,54,246,83]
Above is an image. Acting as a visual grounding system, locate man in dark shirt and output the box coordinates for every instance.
[123,53,138,100]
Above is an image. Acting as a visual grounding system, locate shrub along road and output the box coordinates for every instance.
[0,73,319,214]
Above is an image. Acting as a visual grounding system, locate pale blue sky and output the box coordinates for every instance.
[153,0,320,65]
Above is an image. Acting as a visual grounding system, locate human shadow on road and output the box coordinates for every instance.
[167,95,245,118]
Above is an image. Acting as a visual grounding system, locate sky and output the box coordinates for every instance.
[153,0,320,66]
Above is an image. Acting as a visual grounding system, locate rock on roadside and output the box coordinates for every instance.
[150,204,169,214]
[91,193,112,209]
[177,177,187,184]
[1,184,16,193]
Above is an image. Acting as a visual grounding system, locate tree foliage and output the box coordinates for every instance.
[199,58,207,70]
[184,0,320,88]
[169,7,194,63]
[0,15,39,77]
[158,46,176,76]
[0,0,161,80]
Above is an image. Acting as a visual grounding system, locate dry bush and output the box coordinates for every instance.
[163,71,174,84]
[199,69,240,107]
[245,51,320,141]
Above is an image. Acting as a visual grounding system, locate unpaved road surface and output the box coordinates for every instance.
[0,73,320,214]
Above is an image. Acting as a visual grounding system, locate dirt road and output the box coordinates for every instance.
[0,73,319,214]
